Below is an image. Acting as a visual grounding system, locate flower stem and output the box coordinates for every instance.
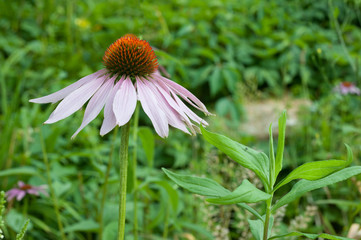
[118,122,131,240]
[98,127,119,240]
[263,197,273,240]
[39,129,66,240]
[132,104,140,240]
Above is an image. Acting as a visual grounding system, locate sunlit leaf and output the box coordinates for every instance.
[272,166,361,212]
[206,180,271,204]
[274,145,353,191]
[63,219,99,233]
[0,167,39,177]
[201,126,269,188]
[275,111,286,180]
[138,127,155,168]
[162,168,229,197]
[269,231,352,240]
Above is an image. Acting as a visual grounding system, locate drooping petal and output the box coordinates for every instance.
[136,77,169,138]
[152,75,208,127]
[100,76,123,136]
[152,73,212,115]
[29,185,49,196]
[16,191,26,201]
[27,189,40,195]
[44,74,108,124]
[150,76,197,134]
[30,69,107,104]
[6,189,21,201]
[113,77,137,126]
[144,79,190,134]
[71,77,114,139]
[171,90,208,126]
[18,181,25,188]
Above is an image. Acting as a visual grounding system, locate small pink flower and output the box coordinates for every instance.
[6,181,48,201]
[334,82,361,95]
[30,34,211,138]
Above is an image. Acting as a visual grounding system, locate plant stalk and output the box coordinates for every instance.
[98,127,118,239]
[117,122,131,240]
[132,104,140,240]
[39,129,66,240]
[263,197,273,240]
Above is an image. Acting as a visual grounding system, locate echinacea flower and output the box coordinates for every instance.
[30,34,211,138]
[333,81,361,95]
[6,181,48,201]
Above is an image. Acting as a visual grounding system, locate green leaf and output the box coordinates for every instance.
[275,111,286,180]
[152,180,179,214]
[248,219,263,240]
[248,215,273,240]
[269,123,276,186]
[6,209,33,233]
[63,219,99,233]
[200,126,269,188]
[237,203,263,221]
[315,199,360,208]
[138,127,154,168]
[162,168,229,197]
[102,221,117,240]
[210,66,223,96]
[15,219,29,240]
[272,166,361,212]
[269,231,352,240]
[206,180,271,204]
[0,167,39,177]
[274,145,353,191]
[222,67,237,93]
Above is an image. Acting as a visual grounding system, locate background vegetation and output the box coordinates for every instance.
[1,0,361,239]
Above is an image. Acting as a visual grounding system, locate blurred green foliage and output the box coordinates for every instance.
[1,0,361,239]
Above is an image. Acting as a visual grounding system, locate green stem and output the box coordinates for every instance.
[329,0,355,72]
[263,197,273,240]
[117,122,131,240]
[39,129,66,240]
[132,104,140,240]
[98,128,119,240]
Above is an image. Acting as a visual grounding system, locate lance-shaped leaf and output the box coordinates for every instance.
[274,144,353,191]
[275,110,286,180]
[206,180,271,204]
[269,231,352,240]
[269,123,276,186]
[248,219,263,240]
[162,168,229,197]
[248,215,274,240]
[163,168,263,220]
[272,166,361,212]
[201,125,270,187]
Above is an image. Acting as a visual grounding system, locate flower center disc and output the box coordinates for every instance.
[20,184,33,190]
[103,34,158,77]
[341,81,352,87]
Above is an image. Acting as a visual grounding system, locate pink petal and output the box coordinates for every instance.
[71,77,114,139]
[136,77,169,138]
[113,77,137,126]
[30,69,107,104]
[44,74,107,124]
[18,181,25,187]
[151,76,197,134]
[145,79,190,134]
[152,73,212,115]
[27,189,40,195]
[152,75,208,127]
[6,189,21,201]
[16,191,26,201]
[172,90,208,126]
[100,77,124,136]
